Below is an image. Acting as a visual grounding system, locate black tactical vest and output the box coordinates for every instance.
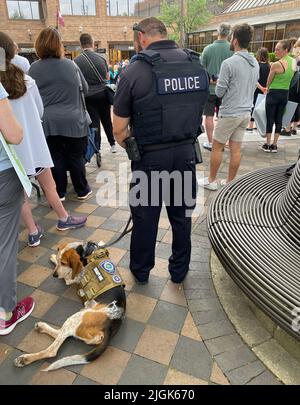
[132,49,209,145]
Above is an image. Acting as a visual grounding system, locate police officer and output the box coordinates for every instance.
[113,17,208,284]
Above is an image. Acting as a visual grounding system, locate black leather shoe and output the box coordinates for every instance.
[131,272,148,285]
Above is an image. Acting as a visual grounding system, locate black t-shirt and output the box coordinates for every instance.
[74,49,108,97]
[113,40,193,118]
[258,62,270,87]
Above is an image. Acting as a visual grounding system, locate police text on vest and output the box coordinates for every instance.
[164,76,201,92]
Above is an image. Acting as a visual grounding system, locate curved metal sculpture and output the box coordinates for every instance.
[207,160,300,340]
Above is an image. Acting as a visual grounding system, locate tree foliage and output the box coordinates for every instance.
[159,0,223,44]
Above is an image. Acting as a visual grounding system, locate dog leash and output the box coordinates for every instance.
[100,215,133,248]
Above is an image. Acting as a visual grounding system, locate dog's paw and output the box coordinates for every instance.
[50,254,57,265]
[84,300,97,309]
[14,355,28,368]
[34,322,44,333]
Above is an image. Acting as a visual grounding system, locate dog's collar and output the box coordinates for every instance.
[76,241,99,266]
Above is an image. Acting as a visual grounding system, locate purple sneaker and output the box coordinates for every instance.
[56,215,87,231]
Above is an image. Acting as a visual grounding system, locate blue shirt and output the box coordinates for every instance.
[0,83,13,171]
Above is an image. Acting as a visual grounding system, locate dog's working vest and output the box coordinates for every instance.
[77,248,125,302]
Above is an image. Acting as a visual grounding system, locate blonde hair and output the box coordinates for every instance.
[294,39,300,48]
[292,39,300,58]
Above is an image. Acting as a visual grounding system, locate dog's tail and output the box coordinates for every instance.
[44,334,110,372]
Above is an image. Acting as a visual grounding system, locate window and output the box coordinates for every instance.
[205,31,213,45]
[253,26,264,42]
[285,22,300,39]
[188,34,194,47]
[7,0,42,20]
[60,0,96,16]
[106,0,161,17]
[275,24,285,41]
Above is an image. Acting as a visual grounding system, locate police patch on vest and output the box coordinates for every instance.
[157,73,207,95]
[100,260,116,275]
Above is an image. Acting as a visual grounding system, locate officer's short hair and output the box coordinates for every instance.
[80,33,93,48]
[217,23,231,37]
[135,17,167,38]
[232,23,254,49]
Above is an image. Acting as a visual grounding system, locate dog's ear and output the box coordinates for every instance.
[76,244,85,259]
[63,249,83,279]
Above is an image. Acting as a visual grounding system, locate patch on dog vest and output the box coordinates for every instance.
[113,275,122,284]
[100,260,116,275]
[78,249,125,302]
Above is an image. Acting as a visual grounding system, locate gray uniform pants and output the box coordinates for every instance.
[0,168,23,312]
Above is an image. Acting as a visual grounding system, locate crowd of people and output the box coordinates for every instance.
[0,18,299,336]
[108,60,130,85]
[199,25,300,190]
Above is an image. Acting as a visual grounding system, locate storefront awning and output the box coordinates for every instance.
[191,8,300,33]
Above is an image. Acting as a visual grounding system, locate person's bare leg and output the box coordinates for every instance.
[284,124,292,132]
[228,140,242,182]
[266,133,272,145]
[37,169,68,219]
[21,196,37,234]
[208,139,225,183]
[204,115,214,144]
[247,120,254,130]
[273,132,280,146]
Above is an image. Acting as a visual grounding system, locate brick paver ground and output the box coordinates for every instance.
[0,131,298,385]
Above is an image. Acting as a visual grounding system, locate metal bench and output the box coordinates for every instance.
[207,161,300,340]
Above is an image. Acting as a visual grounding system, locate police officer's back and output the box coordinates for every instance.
[113,17,209,284]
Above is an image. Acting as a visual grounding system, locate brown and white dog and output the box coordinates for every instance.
[14,241,126,371]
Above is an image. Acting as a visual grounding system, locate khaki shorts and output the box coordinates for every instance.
[213,114,250,144]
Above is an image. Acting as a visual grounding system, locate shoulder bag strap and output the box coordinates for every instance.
[82,51,105,84]
[74,62,88,113]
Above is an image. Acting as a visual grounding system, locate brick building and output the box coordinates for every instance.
[188,0,300,53]
[0,0,165,63]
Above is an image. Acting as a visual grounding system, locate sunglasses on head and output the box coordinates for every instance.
[132,23,145,34]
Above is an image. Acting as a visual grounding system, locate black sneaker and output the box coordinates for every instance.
[270,144,278,153]
[246,128,253,132]
[280,129,291,136]
[291,129,297,135]
[261,143,270,153]
[28,224,44,247]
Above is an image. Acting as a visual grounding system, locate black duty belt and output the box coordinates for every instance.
[141,138,195,153]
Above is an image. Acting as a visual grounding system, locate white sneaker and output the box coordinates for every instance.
[203,142,212,151]
[198,177,218,190]
[220,179,228,187]
[110,145,117,153]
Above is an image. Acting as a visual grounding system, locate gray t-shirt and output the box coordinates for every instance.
[29,57,88,138]
[74,50,108,97]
